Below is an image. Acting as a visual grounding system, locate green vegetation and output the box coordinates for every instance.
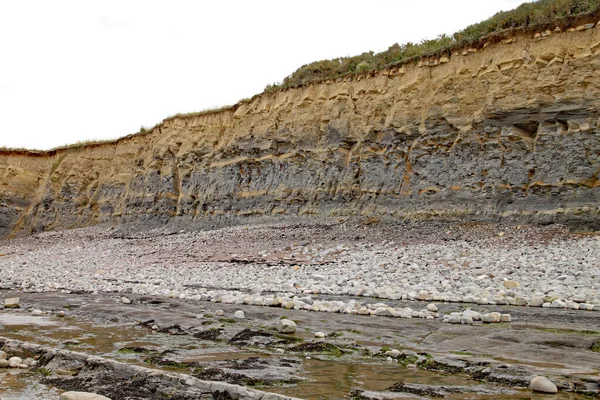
[535,327,600,335]
[276,0,600,89]
[36,368,52,377]
[2,0,599,154]
[450,350,473,356]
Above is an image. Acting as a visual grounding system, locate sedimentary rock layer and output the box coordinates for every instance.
[1,25,600,237]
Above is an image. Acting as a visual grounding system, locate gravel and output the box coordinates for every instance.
[0,221,598,321]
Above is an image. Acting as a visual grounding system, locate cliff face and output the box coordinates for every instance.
[2,26,600,237]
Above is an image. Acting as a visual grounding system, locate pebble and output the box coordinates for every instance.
[277,318,297,334]
[489,312,502,322]
[121,297,131,304]
[1,224,598,323]
[427,303,438,312]
[385,349,401,358]
[503,280,520,289]
[234,310,245,319]
[481,313,495,323]
[530,376,558,394]
[215,310,224,316]
[32,309,43,316]
[8,357,23,368]
[4,297,20,308]
[0,351,6,360]
[314,332,326,339]
[57,311,66,317]
[528,297,544,307]
[501,314,512,322]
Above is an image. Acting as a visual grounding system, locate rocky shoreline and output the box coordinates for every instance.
[0,221,599,399]
[1,221,599,322]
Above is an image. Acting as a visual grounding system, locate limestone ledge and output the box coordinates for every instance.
[0,337,300,400]
[1,25,600,236]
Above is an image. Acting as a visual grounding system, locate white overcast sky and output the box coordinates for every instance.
[0,0,531,150]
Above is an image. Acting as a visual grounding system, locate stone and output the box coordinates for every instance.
[8,357,23,368]
[501,314,512,322]
[4,297,20,308]
[32,309,43,316]
[528,297,544,307]
[385,349,401,358]
[315,332,326,339]
[277,318,297,334]
[427,303,438,312]
[481,313,495,323]
[503,280,520,289]
[215,310,224,316]
[234,310,245,319]
[0,350,6,360]
[23,358,34,366]
[0,359,9,368]
[550,300,566,308]
[530,376,558,394]
[60,392,112,400]
[489,312,502,322]
[57,311,66,317]
[121,297,131,304]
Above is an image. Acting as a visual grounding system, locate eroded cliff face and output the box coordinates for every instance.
[1,26,600,237]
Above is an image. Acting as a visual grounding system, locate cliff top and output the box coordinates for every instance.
[2,0,600,156]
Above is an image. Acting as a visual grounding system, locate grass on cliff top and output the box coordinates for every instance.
[272,0,600,89]
[2,0,600,154]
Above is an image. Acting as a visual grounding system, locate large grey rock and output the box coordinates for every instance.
[530,376,558,394]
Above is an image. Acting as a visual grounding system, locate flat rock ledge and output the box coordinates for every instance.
[0,337,301,400]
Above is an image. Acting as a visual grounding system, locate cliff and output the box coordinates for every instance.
[1,24,600,237]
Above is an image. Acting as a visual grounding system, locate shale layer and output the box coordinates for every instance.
[2,25,600,237]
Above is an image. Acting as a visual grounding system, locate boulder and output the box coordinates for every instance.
[530,376,558,394]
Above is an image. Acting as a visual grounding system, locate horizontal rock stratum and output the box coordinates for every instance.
[1,25,600,237]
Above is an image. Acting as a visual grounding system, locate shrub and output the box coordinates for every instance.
[277,0,600,89]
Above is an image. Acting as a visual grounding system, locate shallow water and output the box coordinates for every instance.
[0,311,593,399]
[0,369,61,400]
